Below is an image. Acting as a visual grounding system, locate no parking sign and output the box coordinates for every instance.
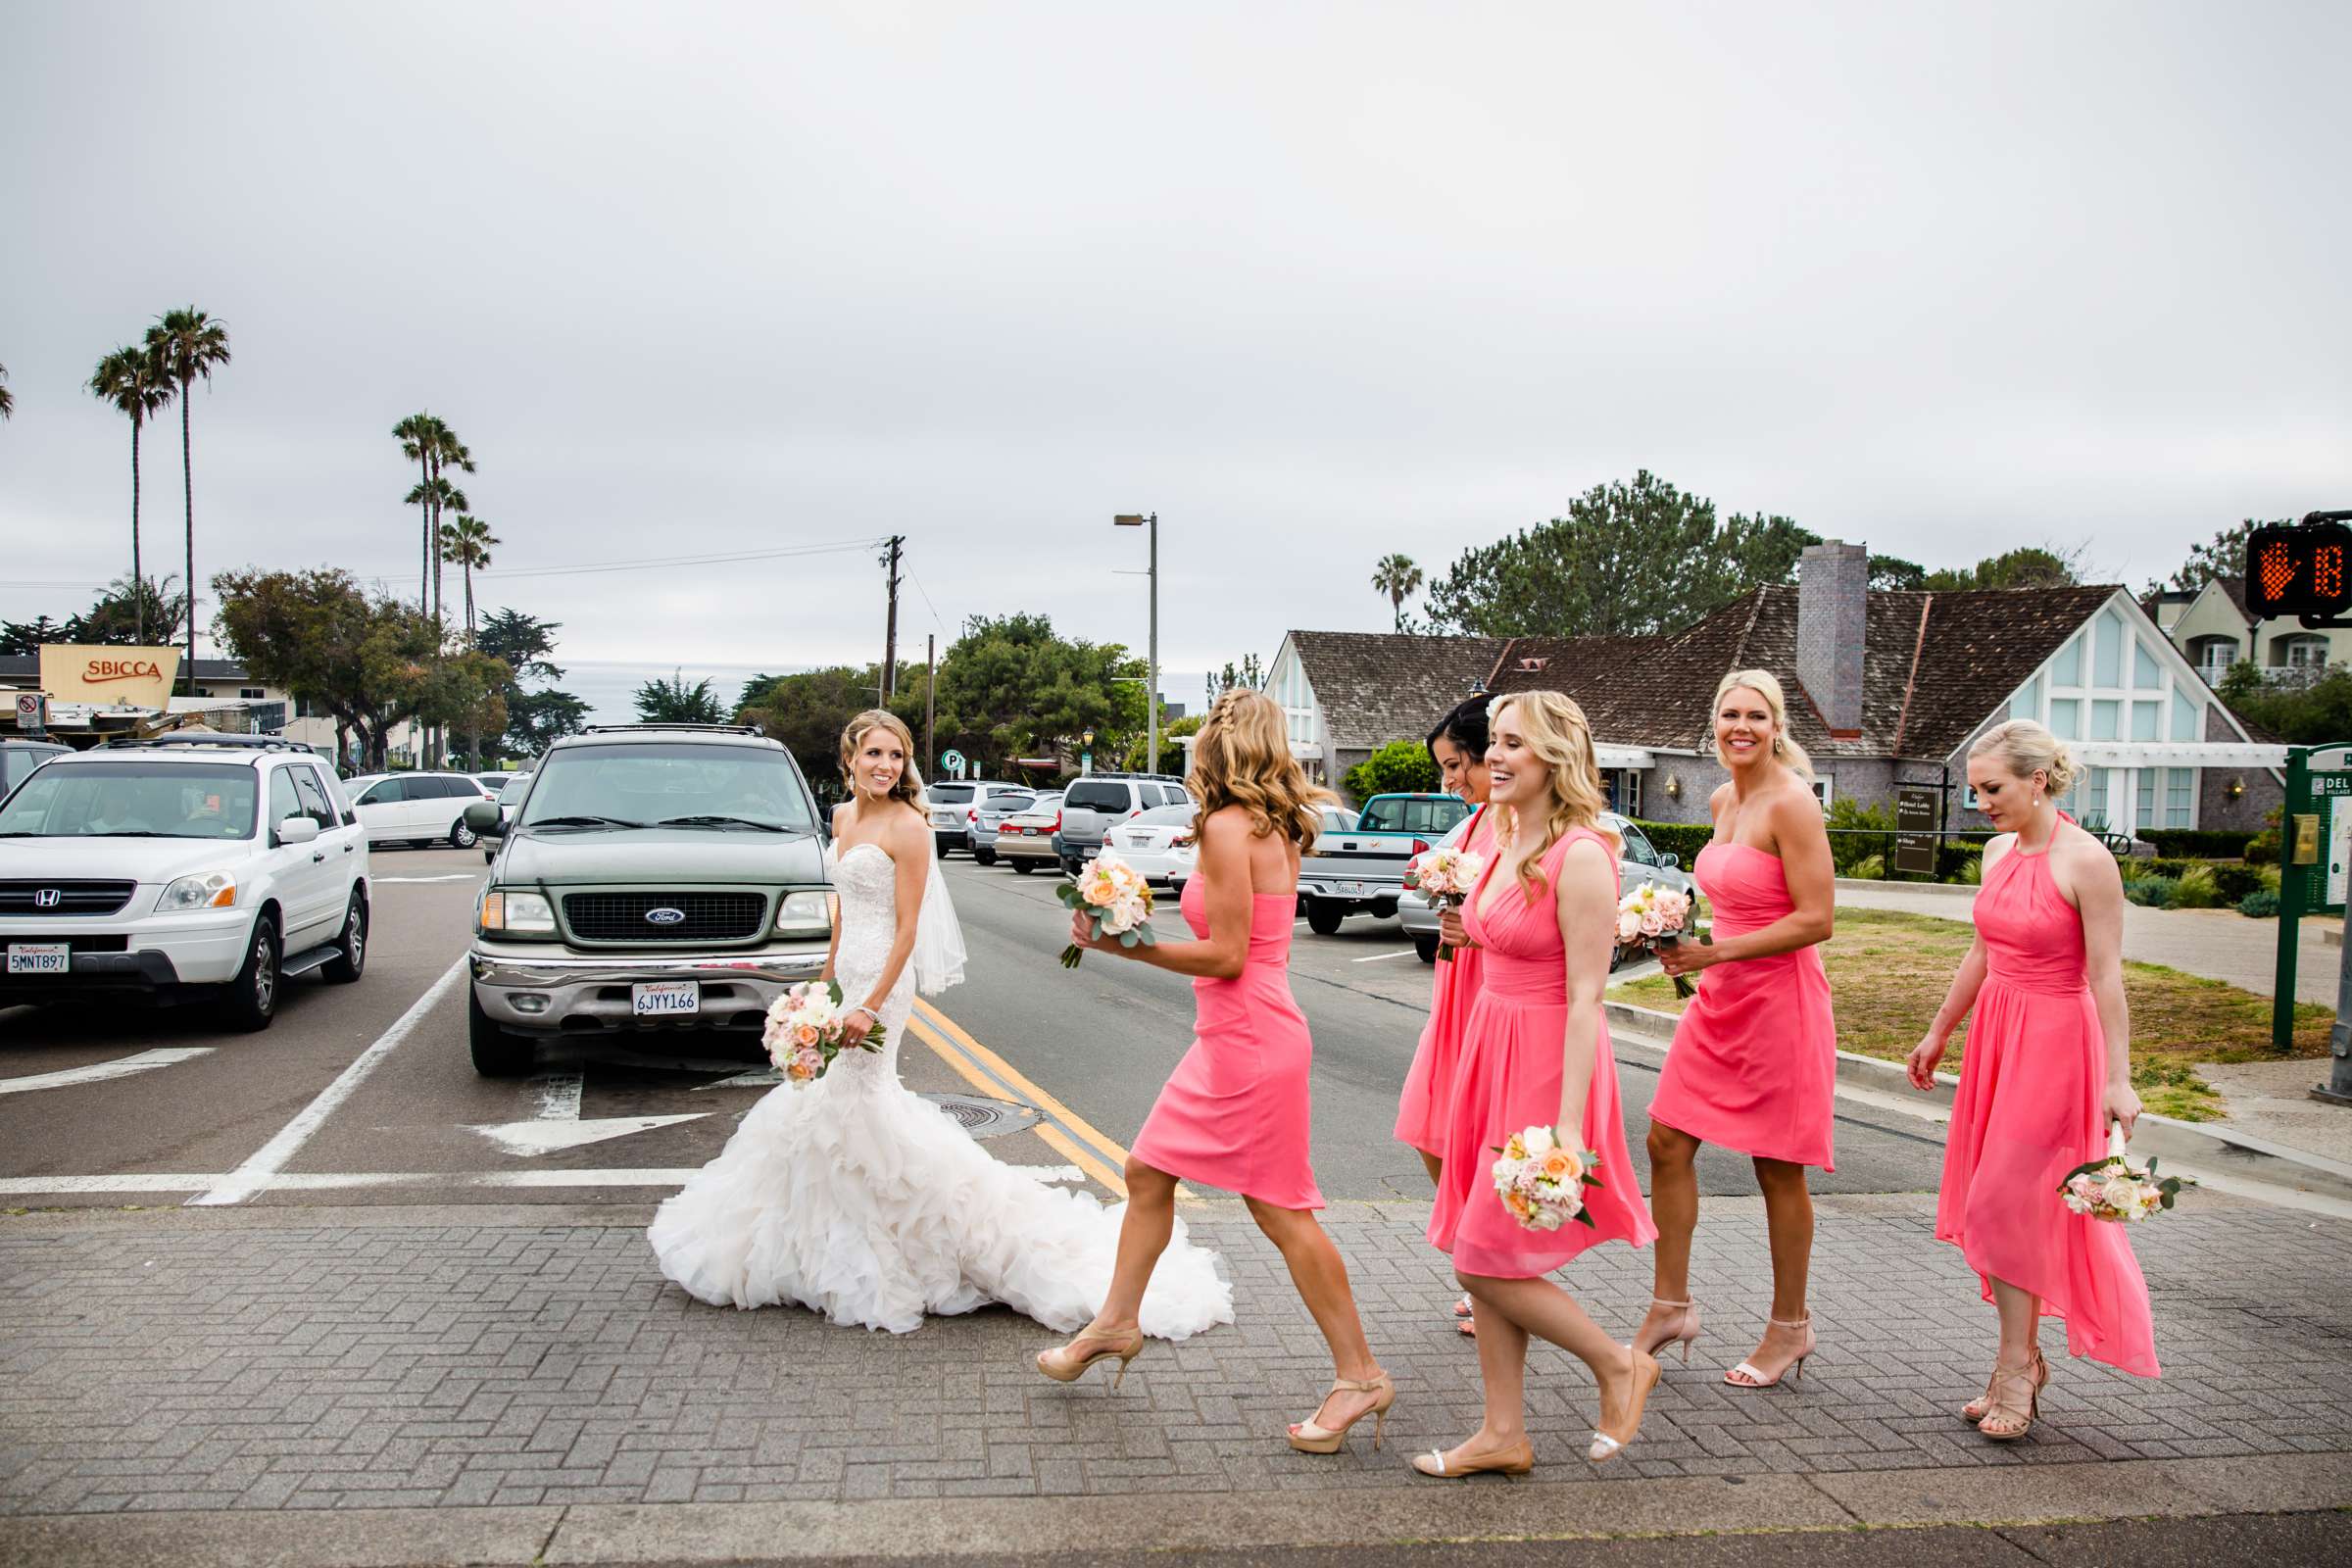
[15,693,43,736]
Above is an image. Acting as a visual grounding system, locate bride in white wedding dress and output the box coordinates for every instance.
[648,709,1232,1340]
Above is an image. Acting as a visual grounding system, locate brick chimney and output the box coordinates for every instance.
[1796,540,1867,738]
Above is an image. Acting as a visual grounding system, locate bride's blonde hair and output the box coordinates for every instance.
[1492,690,1615,901]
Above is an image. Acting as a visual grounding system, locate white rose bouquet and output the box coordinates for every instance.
[1056,850,1157,968]
[1405,845,1486,962]
[761,979,888,1086]
[1490,1124,1604,1232]
[1617,882,1705,997]
[2057,1125,2182,1223]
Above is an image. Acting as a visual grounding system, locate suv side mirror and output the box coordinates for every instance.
[276,815,320,847]
[464,801,505,837]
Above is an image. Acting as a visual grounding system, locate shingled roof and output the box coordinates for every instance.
[1483,584,2130,761]
[1284,631,1504,751]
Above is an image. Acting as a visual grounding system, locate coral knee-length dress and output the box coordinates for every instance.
[1647,841,1838,1169]
[1428,828,1655,1277]
[1394,805,1496,1157]
[1936,830,2159,1377]
[1129,871,1326,1210]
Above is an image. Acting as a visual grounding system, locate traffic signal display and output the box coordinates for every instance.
[2245,514,2352,624]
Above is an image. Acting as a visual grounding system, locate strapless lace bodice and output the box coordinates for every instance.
[826,841,915,1090]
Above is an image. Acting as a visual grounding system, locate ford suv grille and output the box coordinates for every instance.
[0,880,136,917]
[561,891,768,944]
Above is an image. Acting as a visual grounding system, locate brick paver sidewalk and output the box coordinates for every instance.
[2,1191,2347,1517]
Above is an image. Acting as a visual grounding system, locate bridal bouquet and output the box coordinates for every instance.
[761,979,888,1085]
[1491,1124,1604,1231]
[2057,1126,2182,1223]
[1405,844,1486,962]
[1617,881,1704,998]
[1056,850,1157,968]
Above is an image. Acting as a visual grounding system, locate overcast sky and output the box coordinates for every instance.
[3,1,2345,710]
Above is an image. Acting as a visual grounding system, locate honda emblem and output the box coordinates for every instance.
[33,889,62,909]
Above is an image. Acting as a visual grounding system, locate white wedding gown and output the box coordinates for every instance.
[648,840,1233,1338]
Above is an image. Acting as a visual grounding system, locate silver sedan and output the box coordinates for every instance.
[1398,810,1694,962]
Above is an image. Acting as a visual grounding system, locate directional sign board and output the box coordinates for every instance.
[1892,786,1939,877]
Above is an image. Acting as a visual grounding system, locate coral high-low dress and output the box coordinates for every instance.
[1936,829,2159,1377]
[1428,828,1655,1277]
[1647,841,1838,1169]
[1395,804,1496,1158]
[1129,870,1326,1210]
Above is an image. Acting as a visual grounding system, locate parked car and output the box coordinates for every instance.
[0,740,370,1026]
[965,790,1037,865]
[1396,809,1693,962]
[1296,804,1439,934]
[0,739,69,801]
[463,722,831,1076]
[1102,802,1200,888]
[992,791,1065,874]
[1354,792,1472,839]
[346,770,498,849]
[1055,773,1191,874]
[925,780,1030,858]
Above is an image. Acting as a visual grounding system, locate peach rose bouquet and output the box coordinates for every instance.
[1055,850,1157,968]
[760,979,887,1086]
[1490,1124,1604,1231]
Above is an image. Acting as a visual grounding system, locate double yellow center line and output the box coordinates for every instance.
[905,1000,1137,1199]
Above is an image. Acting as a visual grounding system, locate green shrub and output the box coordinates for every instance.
[2138,829,2260,858]
[2236,889,2281,918]
[1958,854,1984,885]
[2170,863,2222,908]
[1850,853,1886,880]
[1630,819,1716,867]
[2125,876,2178,908]
[2261,864,2281,893]
[1342,738,1441,804]
[2118,856,2164,883]
[2210,864,2265,903]
[1825,798,1895,874]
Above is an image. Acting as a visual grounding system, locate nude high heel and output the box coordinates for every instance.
[1035,1327,1146,1392]
[1287,1373,1396,1453]
[1976,1350,2047,1442]
[1963,1348,2047,1423]
[1633,1298,1703,1364]
[1724,1315,1816,1390]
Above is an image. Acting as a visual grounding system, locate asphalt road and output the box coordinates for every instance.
[0,848,1946,1210]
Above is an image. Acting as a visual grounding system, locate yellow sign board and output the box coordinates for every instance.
[35,645,182,709]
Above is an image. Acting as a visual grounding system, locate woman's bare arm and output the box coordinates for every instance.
[1552,837,1618,1140]
[1070,807,1251,980]
[1659,786,1832,975]
[2064,832,2141,1136]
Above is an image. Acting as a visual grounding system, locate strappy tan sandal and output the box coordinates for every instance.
[1633,1297,1703,1363]
[1963,1347,2047,1422]
[1977,1351,2046,1442]
[1411,1438,1535,1478]
[1724,1314,1816,1389]
[1035,1326,1146,1392]
[1287,1373,1396,1453]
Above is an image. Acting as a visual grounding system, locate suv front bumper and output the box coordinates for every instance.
[0,907,253,1004]
[470,941,829,1036]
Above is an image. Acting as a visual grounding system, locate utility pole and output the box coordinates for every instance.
[880,534,906,703]
[925,633,937,781]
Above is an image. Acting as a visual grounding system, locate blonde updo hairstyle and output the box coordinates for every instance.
[838,709,926,808]
[1187,688,1333,851]
[1491,690,1617,901]
[1968,719,2078,801]
[1713,669,1814,780]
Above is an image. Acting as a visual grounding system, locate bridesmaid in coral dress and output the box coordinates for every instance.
[1417,691,1661,1478]
[1642,670,1838,1390]
[1037,690,1396,1456]
[1908,720,2157,1439]
[1393,695,1497,1335]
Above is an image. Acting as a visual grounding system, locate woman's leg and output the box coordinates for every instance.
[1423,1283,1533,1466]
[1045,1157,1177,1359]
[1417,1149,1445,1187]
[1465,1272,1654,1446]
[1723,1156,1817,1383]
[1244,1197,1384,1429]
[1990,1276,2040,1363]
[1637,1122,1702,1351]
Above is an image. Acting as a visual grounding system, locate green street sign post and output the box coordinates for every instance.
[2272,746,2352,1103]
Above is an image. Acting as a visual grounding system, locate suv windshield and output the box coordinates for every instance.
[1063,781,1130,811]
[0,761,259,840]
[519,744,816,832]
[929,784,975,805]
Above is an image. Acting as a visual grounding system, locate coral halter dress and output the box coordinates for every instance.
[1936,823,2159,1376]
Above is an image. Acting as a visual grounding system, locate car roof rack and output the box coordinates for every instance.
[578,723,763,737]
[110,735,306,753]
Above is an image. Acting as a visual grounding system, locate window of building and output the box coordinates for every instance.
[2132,640,2163,689]
[2283,635,2329,668]
[2048,698,2080,740]
[2085,767,2112,827]
[2166,768,2192,827]
[2010,675,2040,722]
[2051,634,2082,688]
[2135,769,2155,831]
[2132,701,2161,742]
[2090,699,2120,741]
[2172,688,2201,741]
[240,687,265,700]
[1808,777,1834,808]
[2093,612,2124,687]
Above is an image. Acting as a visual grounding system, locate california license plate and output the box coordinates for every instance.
[630,981,699,1017]
[6,944,69,975]
[1334,881,1368,898]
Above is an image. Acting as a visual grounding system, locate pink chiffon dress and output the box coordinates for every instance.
[1129,870,1326,1210]
[1427,828,1656,1277]
[1647,841,1838,1169]
[1936,827,2159,1376]
[1394,804,1496,1158]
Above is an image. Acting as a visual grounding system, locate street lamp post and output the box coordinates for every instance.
[1114,513,1157,774]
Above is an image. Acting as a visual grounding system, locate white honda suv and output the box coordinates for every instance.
[0,740,371,1029]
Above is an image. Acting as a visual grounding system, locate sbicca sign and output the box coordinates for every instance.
[34,644,183,709]
[83,657,167,684]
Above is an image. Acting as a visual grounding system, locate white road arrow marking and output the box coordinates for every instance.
[0,1048,213,1096]
[695,1067,783,1090]
[466,1069,709,1156]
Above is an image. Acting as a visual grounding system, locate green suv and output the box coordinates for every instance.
[463,724,832,1076]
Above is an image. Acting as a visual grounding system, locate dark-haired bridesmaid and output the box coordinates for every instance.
[1393,695,1496,1335]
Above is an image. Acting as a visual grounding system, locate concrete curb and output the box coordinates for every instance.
[4,1452,2346,1566]
[1602,1000,2352,1203]
[1836,875,1976,897]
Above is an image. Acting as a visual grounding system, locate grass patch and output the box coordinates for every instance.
[1612,908,2330,1122]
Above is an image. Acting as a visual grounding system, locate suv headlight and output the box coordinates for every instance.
[158,871,238,910]
[479,889,557,935]
[775,890,831,939]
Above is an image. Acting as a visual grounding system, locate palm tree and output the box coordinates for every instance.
[393,414,474,625]
[0,360,13,420]
[1371,553,1423,631]
[145,308,231,693]
[88,347,173,644]
[439,514,498,640]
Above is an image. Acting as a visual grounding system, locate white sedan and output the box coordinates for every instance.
[1103,803,1199,887]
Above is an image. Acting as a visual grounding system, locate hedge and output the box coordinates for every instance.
[2138,829,2260,858]
[1629,819,1714,866]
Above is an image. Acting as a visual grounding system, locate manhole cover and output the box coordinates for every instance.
[917,1091,1042,1141]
